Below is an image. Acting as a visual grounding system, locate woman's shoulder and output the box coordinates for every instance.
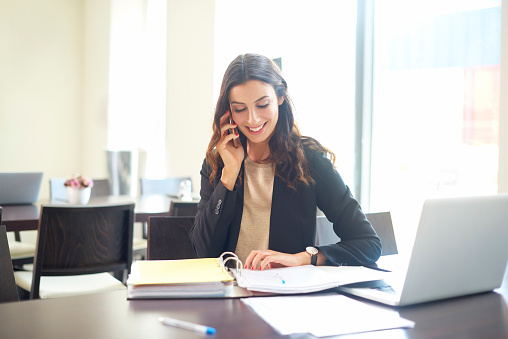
[301,137,328,158]
[300,137,336,171]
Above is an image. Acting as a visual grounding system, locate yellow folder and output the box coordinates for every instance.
[130,258,235,286]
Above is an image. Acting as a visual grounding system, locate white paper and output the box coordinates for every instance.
[234,265,390,294]
[317,265,389,285]
[242,294,415,337]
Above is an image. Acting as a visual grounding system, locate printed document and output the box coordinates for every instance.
[242,293,415,337]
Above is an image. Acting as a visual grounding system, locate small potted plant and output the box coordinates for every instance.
[64,175,94,205]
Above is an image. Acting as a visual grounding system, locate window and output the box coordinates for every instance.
[369,1,501,252]
[107,0,167,179]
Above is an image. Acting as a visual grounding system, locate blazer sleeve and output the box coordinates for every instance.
[190,159,238,258]
[312,152,382,266]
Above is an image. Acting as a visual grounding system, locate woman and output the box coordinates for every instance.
[190,53,381,270]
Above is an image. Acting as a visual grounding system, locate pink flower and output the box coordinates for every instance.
[64,175,94,189]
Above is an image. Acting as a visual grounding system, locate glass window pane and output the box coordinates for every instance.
[370,1,501,252]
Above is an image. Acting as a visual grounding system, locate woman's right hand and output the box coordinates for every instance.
[217,111,244,190]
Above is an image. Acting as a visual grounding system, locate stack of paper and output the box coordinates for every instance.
[127,259,235,299]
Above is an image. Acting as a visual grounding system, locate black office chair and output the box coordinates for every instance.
[14,203,135,299]
[147,216,196,260]
[89,178,146,259]
[169,200,198,217]
[315,212,397,256]
[85,177,147,260]
[0,225,19,303]
[61,177,145,260]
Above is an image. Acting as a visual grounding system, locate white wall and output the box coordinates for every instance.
[499,0,508,193]
[0,0,84,199]
[165,0,216,193]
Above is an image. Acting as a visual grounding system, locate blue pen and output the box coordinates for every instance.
[159,317,216,335]
[276,273,285,284]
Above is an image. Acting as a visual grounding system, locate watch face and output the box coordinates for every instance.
[306,246,318,255]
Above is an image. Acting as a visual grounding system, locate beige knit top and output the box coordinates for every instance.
[234,157,275,264]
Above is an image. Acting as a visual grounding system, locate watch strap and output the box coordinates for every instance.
[311,252,318,266]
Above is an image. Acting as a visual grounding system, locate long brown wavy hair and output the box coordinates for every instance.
[206,53,335,190]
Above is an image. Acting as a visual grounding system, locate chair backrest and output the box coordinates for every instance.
[169,200,198,217]
[0,225,19,302]
[140,177,192,197]
[365,212,398,256]
[30,203,135,299]
[315,212,397,256]
[90,179,111,197]
[147,216,196,260]
[49,178,68,202]
[315,215,340,246]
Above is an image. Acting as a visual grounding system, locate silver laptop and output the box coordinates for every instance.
[337,194,508,306]
[0,172,43,205]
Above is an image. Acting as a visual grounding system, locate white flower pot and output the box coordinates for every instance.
[67,186,91,205]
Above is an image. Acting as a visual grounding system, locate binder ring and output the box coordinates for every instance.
[219,251,238,261]
[223,256,243,277]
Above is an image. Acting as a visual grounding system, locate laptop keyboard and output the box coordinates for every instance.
[372,284,397,294]
[341,280,397,295]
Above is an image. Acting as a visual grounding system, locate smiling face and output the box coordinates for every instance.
[229,80,284,149]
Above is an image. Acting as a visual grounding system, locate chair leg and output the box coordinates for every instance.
[142,222,148,239]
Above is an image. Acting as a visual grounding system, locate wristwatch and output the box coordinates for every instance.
[306,246,319,266]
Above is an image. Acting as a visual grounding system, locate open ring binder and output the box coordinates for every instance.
[220,252,243,278]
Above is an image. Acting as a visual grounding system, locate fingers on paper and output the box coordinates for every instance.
[245,250,286,270]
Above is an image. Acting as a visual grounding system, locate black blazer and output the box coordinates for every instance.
[190,148,381,266]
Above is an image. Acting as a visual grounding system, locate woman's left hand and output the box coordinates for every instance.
[244,250,311,270]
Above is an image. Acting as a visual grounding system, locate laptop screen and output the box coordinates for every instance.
[0,172,43,205]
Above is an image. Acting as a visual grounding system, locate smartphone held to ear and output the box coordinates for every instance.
[228,116,238,148]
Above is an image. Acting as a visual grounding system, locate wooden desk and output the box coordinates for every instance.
[1,268,508,338]
[1,204,40,232]
[1,286,508,338]
[0,290,278,339]
[1,195,196,232]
